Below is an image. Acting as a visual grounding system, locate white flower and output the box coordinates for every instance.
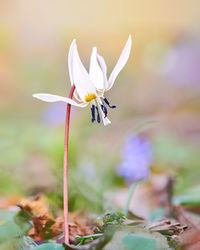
[33,36,132,126]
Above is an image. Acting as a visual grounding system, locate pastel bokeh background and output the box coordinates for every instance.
[0,1,200,213]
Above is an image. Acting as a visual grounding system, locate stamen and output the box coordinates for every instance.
[96,106,101,123]
[91,105,95,122]
[104,98,116,109]
[85,93,96,102]
[101,104,107,118]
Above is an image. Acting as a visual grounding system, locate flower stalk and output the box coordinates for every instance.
[123,183,137,217]
[32,36,132,242]
[63,84,75,244]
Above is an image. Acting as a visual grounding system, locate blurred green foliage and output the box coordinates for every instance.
[152,132,200,193]
[1,113,200,215]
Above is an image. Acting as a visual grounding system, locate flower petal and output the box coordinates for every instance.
[97,53,108,90]
[32,93,88,107]
[107,35,132,90]
[72,41,97,102]
[97,98,111,126]
[89,47,105,90]
[68,40,83,103]
[97,54,107,77]
[68,39,76,86]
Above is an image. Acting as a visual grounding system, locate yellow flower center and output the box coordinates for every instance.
[85,93,96,102]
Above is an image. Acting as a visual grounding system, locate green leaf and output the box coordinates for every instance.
[0,220,21,241]
[173,186,200,206]
[122,234,156,250]
[173,194,200,206]
[32,242,65,250]
[0,209,32,249]
[103,212,125,225]
[14,209,32,233]
[116,212,125,219]
[0,210,30,241]
[76,233,104,245]
[103,227,169,250]
[0,209,15,221]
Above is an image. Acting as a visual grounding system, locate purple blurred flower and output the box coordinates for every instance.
[162,38,200,89]
[116,135,153,184]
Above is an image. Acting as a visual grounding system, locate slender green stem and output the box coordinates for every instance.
[123,183,137,217]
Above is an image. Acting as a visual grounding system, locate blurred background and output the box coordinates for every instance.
[0,0,200,216]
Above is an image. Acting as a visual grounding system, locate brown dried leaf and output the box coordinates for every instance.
[124,216,187,236]
[175,206,200,249]
[18,195,58,241]
[147,219,187,235]
[68,217,94,244]
[18,197,95,243]
[51,216,64,236]
[19,195,53,219]
[175,206,200,230]
[178,228,200,250]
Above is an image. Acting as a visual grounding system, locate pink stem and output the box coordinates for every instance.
[63,84,75,245]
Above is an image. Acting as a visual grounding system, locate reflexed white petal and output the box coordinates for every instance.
[32,93,88,107]
[97,98,111,126]
[68,39,76,86]
[97,53,108,90]
[97,54,107,76]
[108,35,132,90]
[72,42,97,102]
[68,40,83,102]
[89,47,105,90]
